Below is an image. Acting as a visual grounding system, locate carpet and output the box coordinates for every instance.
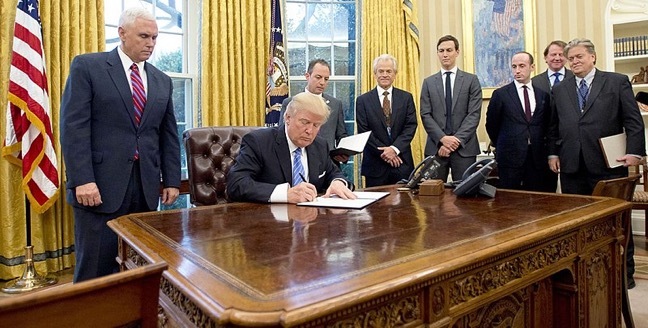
[636,255,648,280]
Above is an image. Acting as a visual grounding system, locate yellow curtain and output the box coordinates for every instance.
[0,0,103,279]
[361,0,424,164]
[201,1,270,127]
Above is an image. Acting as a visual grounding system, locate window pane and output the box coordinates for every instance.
[150,34,183,73]
[105,26,119,50]
[333,3,354,42]
[306,3,333,40]
[285,3,306,39]
[330,81,355,121]
[155,2,183,34]
[290,81,307,96]
[308,43,331,65]
[287,42,306,75]
[333,42,355,75]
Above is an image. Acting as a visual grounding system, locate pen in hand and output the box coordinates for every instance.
[300,173,307,184]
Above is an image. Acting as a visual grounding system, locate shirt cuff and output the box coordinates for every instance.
[390,145,401,155]
[269,183,290,203]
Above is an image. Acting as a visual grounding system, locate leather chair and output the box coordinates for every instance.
[183,126,262,206]
[592,174,640,328]
[630,164,648,241]
[0,262,167,328]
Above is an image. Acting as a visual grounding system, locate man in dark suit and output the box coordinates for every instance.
[486,52,556,191]
[356,54,418,187]
[227,93,355,203]
[420,35,482,182]
[60,7,181,282]
[279,59,349,164]
[548,38,645,289]
[532,40,574,97]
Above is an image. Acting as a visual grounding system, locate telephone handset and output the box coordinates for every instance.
[453,159,497,197]
[405,156,441,189]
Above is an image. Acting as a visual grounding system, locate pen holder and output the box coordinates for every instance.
[419,179,444,196]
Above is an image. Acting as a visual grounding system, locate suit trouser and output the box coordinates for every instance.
[434,153,476,182]
[73,162,150,283]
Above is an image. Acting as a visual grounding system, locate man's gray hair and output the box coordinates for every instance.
[119,7,156,28]
[564,38,596,57]
[372,54,398,74]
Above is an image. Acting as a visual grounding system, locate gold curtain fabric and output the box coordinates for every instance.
[0,0,103,279]
[361,0,424,164]
[201,1,270,127]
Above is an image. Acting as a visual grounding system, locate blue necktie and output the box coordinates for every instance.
[578,79,589,111]
[292,148,305,186]
[552,72,561,87]
[444,71,453,134]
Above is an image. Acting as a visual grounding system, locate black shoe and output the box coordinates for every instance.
[627,278,636,290]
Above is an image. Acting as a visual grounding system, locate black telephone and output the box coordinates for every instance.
[405,156,441,188]
[453,159,497,197]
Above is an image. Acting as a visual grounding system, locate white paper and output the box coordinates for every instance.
[333,131,371,154]
[297,191,389,209]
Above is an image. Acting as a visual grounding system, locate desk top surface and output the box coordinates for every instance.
[109,187,628,324]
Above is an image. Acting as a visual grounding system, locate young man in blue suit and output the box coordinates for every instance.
[486,51,556,191]
[227,93,355,203]
[420,35,482,182]
[356,54,418,187]
[60,7,181,282]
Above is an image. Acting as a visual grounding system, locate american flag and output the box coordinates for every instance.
[2,0,59,213]
[265,0,289,126]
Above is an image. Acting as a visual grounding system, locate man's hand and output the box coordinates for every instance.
[287,182,318,203]
[548,157,560,173]
[76,182,102,207]
[333,154,350,163]
[378,146,402,167]
[161,187,180,205]
[322,180,357,199]
[438,145,452,157]
[440,135,461,152]
[618,154,643,167]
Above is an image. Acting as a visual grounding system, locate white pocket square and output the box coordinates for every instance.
[318,171,326,178]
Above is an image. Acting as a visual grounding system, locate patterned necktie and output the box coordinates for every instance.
[292,148,305,186]
[382,91,391,126]
[522,85,532,122]
[444,71,453,134]
[578,79,589,111]
[130,63,146,159]
[130,63,146,125]
[552,72,561,87]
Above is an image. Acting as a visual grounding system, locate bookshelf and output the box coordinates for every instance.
[611,13,648,91]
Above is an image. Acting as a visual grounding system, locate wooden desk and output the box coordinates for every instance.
[109,187,630,327]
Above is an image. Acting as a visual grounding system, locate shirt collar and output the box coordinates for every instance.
[575,68,596,86]
[284,126,301,154]
[377,85,393,95]
[117,46,145,73]
[440,66,458,75]
[514,80,532,90]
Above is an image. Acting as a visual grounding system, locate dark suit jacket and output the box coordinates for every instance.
[420,69,482,157]
[226,125,349,203]
[548,69,646,175]
[279,93,347,151]
[531,69,574,97]
[60,48,181,213]
[355,87,418,178]
[486,82,551,169]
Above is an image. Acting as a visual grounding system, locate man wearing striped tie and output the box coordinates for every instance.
[227,93,355,203]
[60,7,181,282]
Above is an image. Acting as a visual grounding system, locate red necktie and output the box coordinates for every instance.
[130,63,146,159]
[522,85,531,122]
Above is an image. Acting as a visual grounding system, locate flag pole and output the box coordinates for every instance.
[1,197,57,294]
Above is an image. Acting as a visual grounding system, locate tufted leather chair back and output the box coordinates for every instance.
[183,126,262,206]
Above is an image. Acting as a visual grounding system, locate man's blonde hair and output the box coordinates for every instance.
[285,93,330,122]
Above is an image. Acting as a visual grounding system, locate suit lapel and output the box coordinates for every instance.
[505,83,527,122]
[275,126,292,183]
[106,49,138,129]
[562,75,582,116]
[532,87,546,122]
[140,62,157,126]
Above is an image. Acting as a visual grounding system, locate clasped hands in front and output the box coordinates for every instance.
[287,179,356,203]
[438,135,461,157]
[378,146,402,167]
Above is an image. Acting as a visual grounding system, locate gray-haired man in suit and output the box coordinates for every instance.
[279,59,349,164]
[420,35,482,182]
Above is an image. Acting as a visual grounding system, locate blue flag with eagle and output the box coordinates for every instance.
[265,0,289,126]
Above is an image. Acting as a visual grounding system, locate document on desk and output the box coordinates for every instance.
[329,131,371,157]
[599,132,626,168]
[297,191,390,209]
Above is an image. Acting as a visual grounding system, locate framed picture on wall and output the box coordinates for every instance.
[462,0,535,98]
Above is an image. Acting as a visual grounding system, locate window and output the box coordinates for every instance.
[285,0,358,183]
[104,0,197,209]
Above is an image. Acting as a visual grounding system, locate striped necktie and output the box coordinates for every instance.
[292,148,305,186]
[130,63,146,159]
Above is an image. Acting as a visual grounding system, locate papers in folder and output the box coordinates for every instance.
[598,132,626,168]
[297,191,389,209]
[329,131,371,157]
